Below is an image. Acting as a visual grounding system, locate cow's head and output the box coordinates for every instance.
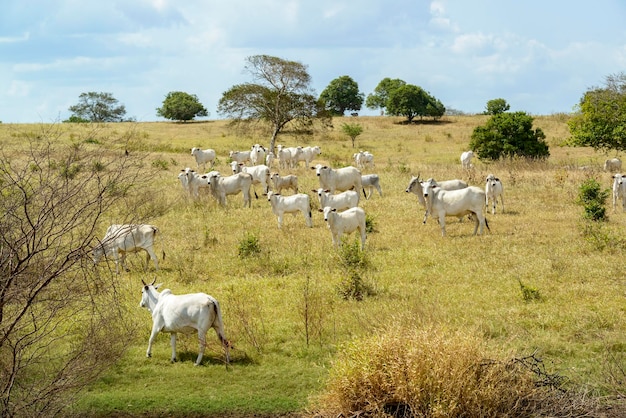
[140,278,161,311]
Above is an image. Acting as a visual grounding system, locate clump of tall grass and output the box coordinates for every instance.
[238,232,261,258]
[309,326,572,417]
[576,178,608,222]
[335,240,376,301]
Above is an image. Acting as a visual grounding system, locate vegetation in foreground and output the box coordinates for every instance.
[0,115,624,417]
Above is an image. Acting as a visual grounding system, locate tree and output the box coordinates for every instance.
[568,72,626,152]
[217,55,328,153]
[0,129,154,416]
[386,84,445,123]
[67,92,127,122]
[156,91,208,122]
[484,98,510,115]
[341,123,364,148]
[469,111,549,160]
[365,78,406,113]
[319,75,364,116]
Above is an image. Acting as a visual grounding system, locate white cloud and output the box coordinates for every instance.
[0,32,29,43]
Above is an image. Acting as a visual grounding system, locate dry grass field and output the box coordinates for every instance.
[1,115,624,416]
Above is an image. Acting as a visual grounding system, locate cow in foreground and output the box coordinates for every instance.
[206,172,253,208]
[485,174,504,214]
[311,164,363,196]
[421,178,489,237]
[92,224,160,274]
[612,173,626,211]
[405,175,468,223]
[460,150,474,169]
[361,174,383,199]
[604,157,622,172]
[320,206,367,250]
[139,279,230,365]
[191,147,216,171]
[266,191,313,228]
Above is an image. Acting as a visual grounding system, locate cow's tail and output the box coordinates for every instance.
[211,299,232,364]
[485,216,491,233]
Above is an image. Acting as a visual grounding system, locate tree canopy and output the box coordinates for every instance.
[67,92,127,122]
[568,72,626,152]
[469,111,549,160]
[156,91,208,122]
[217,55,327,153]
[484,98,510,115]
[319,75,364,116]
[385,84,445,123]
[365,78,406,113]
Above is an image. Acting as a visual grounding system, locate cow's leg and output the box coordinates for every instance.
[170,333,177,363]
[277,213,283,228]
[146,327,160,358]
[145,247,159,271]
[195,331,207,366]
[500,194,504,213]
[305,210,313,228]
[438,215,447,237]
[360,226,366,250]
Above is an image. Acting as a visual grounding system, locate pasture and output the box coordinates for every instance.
[1,115,624,416]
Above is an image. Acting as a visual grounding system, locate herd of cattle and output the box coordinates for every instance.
[90,143,623,364]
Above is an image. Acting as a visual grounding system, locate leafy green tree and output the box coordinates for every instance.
[156,91,208,122]
[217,55,327,153]
[319,75,364,116]
[341,123,363,148]
[485,98,510,115]
[469,111,549,160]
[68,92,127,122]
[386,84,444,123]
[365,78,406,113]
[568,72,626,152]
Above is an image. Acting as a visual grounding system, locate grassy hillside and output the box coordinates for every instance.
[1,115,624,416]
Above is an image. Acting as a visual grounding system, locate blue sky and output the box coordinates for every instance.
[1,0,625,123]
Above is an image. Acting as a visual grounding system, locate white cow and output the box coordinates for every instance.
[266,191,313,228]
[421,178,489,237]
[206,172,253,208]
[296,146,321,167]
[92,224,160,273]
[183,169,219,198]
[361,174,383,199]
[230,162,270,197]
[265,152,276,168]
[178,167,191,192]
[277,145,302,169]
[250,144,267,166]
[191,147,216,171]
[604,158,622,172]
[405,175,468,223]
[353,151,374,169]
[460,150,474,169]
[139,279,230,365]
[485,174,505,214]
[320,206,367,250]
[313,188,359,212]
[270,173,298,194]
[229,150,251,165]
[612,173,626,211]
[311,164,363,196]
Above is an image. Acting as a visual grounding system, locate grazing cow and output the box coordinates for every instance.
[139,279,230,365]
[311,164,363,196]
[270,173,298,194]
[604,157,622,172]
[277,145,302,169]
[250,144,267,166]
[206,172,253,208]
[229,150,251,165]
[313,188,359,212]
[191,147,216,171]
[320,206,367,250]
[485,174,505,214]
[460,150,474,169]
[266,191,312,228]
[421,178,489,237]
[230,162,270,198]
[361,174,383,199]
[405,175,468,223]
[612,173,626,211]
[296,146,322,167]
[92,224,160,274]
[353,151,374,169]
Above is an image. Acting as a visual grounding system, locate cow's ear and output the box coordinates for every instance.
[310,166,315,170]
[318,208,323,212]
[155,283,162,289]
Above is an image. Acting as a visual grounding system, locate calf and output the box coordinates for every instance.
[191,147,216,171]
[361,174,383,199]
[353,151,374,169]
[313,188,359,212]
[206,172,253,207]
[92,224,160,274]
[320,206,366,250]
[612,173,626,211]
[485,174,504,214]
[605,157,622,172]
[266,191,313,228]
[139,279,230,365]
[460,150,474,169]
[229,150,251,165]
[421,178,488,237]
[270,173,298,194]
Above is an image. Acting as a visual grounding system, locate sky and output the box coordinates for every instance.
[1,0,625,123]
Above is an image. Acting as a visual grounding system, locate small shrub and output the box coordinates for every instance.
[365,214,376,234]
[238,232,261,258]
[337,271,375,301]
[518,279,542,302]
[151,158,169,170]
[577,178,609,221]
[337,239,368,271]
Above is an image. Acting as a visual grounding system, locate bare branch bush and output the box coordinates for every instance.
[0,131,157,417]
